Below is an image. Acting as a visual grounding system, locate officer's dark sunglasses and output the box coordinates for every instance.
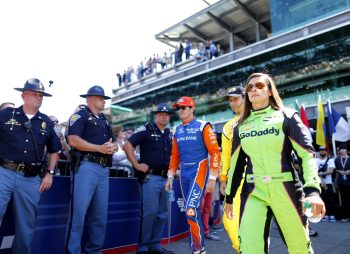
[176,106,191,111]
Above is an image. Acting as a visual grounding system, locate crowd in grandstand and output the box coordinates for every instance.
[114,39,223,91]
[113,38,350,123]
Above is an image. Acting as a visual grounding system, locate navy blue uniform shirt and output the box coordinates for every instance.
[0,106,61,163]
[68,105,115,156]
[128,123,172,171]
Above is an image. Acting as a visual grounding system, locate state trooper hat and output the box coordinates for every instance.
[226,86,245,97]
[80,85,111,100]
[152,103,172,114]
[14,78,52,97]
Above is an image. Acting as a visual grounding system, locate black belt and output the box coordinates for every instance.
[83,155,110,167]
[148,168,168,178]
[0,157,42,176]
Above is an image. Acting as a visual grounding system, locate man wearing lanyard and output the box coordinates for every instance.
[0,78,61,253]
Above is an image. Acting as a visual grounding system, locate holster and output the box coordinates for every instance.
[24,163,44,177]
[69,149,83,173]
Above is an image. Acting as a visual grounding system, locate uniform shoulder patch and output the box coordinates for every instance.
[69,114,81,126]
[134,125,146,133]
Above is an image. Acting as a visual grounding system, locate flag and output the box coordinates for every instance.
[297,103,313,142]
[294,99,300,112]
[300,105,310,128]
[316,97,326,147]
[327,101,350,142]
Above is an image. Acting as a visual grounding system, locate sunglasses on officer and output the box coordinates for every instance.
[176,106,192,111]
[245,82,268,93]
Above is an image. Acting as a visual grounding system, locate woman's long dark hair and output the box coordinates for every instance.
[240,73,284,124]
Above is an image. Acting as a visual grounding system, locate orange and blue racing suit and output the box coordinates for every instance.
[169,118,220,253]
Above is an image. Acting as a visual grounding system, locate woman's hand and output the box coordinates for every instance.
[224,203,235,220]
[303,195,326,219]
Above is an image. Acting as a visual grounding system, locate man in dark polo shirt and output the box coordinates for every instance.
[124,103,174,254]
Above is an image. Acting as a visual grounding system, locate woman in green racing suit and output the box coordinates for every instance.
[224,73,325,254]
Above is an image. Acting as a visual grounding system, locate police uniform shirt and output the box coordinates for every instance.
[0,106,61,163]
[128,123,172,171]
[68,106,115,155]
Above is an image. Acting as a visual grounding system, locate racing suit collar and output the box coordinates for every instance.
[182,117,196,126]
[251,105,271,117]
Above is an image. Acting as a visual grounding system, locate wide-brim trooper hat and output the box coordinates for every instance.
[80,85,111,100]
[152,103,172,114]
[14,78,52,97]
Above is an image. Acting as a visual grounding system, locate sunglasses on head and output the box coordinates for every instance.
[245,82,267,93]
[176,106,191,111]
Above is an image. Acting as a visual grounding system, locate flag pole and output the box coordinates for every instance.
[328,101,337,156]
[331,134,336,158]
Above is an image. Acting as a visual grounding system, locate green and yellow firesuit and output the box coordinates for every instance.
[220,115,242,252]
[226,106,321,254]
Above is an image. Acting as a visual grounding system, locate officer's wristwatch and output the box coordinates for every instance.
[46,169,55,175]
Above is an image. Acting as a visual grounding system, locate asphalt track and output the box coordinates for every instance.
[129,219,350,253]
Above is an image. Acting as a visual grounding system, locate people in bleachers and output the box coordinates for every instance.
[185,39,191,59]
[177,41,184,63]
[116,73,122,87]
[209,40,216,60]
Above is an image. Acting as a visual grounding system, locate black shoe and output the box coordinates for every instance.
[150,248,174,254]
[309,230,318,237]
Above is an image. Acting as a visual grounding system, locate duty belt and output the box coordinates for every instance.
[0,157,42,175]
[246,172,293,184]
[83,155,109,167]
[148,168,168,178]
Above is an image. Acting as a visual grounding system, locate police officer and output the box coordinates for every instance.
[0,78,61,254]
[65,85,117,254]
[124,103,174,254]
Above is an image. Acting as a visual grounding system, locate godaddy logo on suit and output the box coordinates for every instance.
[240,127,280,139]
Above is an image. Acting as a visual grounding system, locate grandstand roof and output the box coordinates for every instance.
[155,0,271,51]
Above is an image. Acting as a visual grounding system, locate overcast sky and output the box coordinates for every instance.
[0,0,210,122]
